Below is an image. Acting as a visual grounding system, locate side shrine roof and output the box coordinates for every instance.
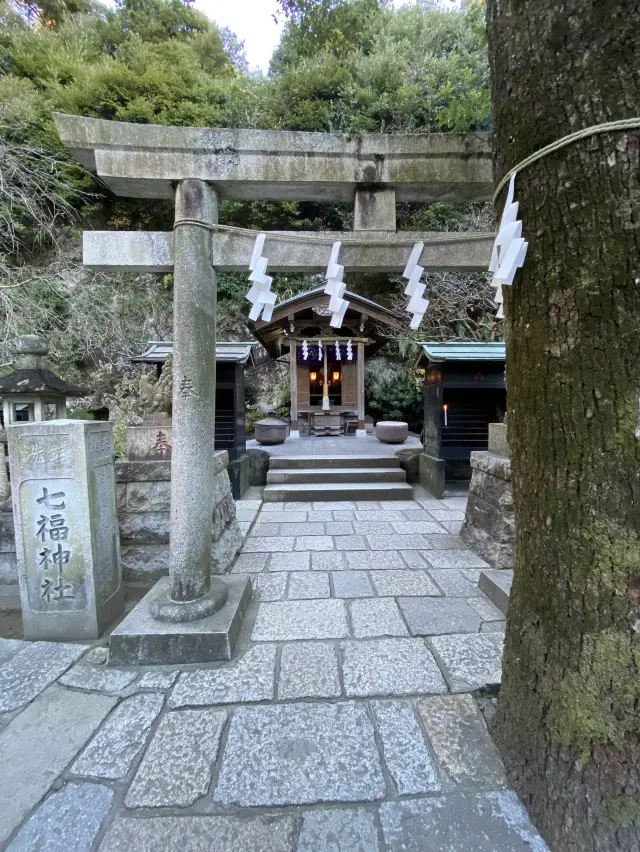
[130,341,256,366]
[419,341,506,363]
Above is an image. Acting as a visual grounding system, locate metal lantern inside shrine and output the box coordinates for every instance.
[0,336,89,426]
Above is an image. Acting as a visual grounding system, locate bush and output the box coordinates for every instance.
[365,357,422,432]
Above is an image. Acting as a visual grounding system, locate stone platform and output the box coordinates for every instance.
[0,492,548,851]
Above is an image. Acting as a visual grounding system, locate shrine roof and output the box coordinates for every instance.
[419,342,506,363]
[130,341,255,366]
[250,286,394,358]
[0,369,89,397]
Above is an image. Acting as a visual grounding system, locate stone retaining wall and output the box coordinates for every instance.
[459,450,514,570]
[0,450,242,604]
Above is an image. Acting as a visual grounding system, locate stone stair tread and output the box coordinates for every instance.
[269,455,400,469]
[266,468,406,484]
[263,482,414,502]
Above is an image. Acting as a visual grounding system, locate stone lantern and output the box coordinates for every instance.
[0,336,89,426]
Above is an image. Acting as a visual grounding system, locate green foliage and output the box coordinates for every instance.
[365,357,422,431]
[244,372,258,408]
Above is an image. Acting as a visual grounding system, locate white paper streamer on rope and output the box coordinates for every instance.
[324,241,350,328]
[335,343,341,361]
[302,340,309,360]
[402,242,429,329]
[346,340,353,361]
[246,234,276,321]
[489,174,528,319]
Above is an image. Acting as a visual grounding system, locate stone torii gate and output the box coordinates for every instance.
[54,113,494,662]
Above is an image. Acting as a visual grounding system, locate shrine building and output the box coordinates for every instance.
[251,286,395,438]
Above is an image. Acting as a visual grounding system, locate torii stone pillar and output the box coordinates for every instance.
[149,180,229,622]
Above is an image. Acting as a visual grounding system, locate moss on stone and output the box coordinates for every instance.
[605,793,640,826]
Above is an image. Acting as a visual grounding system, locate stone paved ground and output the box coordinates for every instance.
[0,494,549,851]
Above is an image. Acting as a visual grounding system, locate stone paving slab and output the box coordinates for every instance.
[399,550,429,568]
[134,670,179,690]
[425,550,490,569]
[399,598,483,636]
[259,510,307,523]
[430,633,504,691]
[0,638,26,665]
[353,520,394,534]
[6,781,114,852]
[354,511,407,522]
[250,522,280,537]
[0,685,116,845]
[417,694,506,790]
[468,596,507,622]
[441,520,463,535]
[429,509,466,522]
[332,510,356,521]
[268,551,312,571]
[71,693,165,779]
[380,791,549,851]
[99,814,297,852]
[372,700,441,795]
[421,535,467,550]
[0,642,87,713]
[345,551,405,570]
[126,708,227,807]
[279,522,325,536]
[297,808,381,852]
[252,600,350,641]
[59,664,138,694]
[370,570,441,597]
[325,521,355,535]
[278,641,341,700]
[312,551,346,571]
[231,553,269,573]
[295,535,334,551]
[287,571,330,599]
[335,534,368,550]
[332,570,374,597]
[252,573,288,601]
[367,534,430,550]
[243,536,294,553]
[214,702,385,806]
[169,646,276,707]
[350,598,409,638]
[313,501,355,511]
[342,639,447,697]
[391,522,447,535]
[428,569,482,597]
[259,503,285,511]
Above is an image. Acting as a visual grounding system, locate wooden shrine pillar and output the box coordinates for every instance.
[289,345,299,438]
[357,341,366,436]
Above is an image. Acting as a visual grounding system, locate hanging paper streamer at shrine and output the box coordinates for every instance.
[324,241,350,328]
[402,242,429,329]
[246,233,276,322]
[489,174,528,318]
[295,343,358,364]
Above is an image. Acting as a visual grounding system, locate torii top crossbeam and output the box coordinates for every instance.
[53,113,492,202]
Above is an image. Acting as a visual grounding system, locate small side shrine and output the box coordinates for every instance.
[130,340,255,498]
[251,286,394,437]
[417,341,506,498]
[0,335,88,426]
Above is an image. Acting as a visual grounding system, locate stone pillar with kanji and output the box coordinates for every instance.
[7,419,124,640]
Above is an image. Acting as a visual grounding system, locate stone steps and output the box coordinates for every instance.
[268,455,400,469]
[263,481,414,502]
[266,467,407,485]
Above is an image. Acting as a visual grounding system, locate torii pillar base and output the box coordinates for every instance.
[108,576,252,666]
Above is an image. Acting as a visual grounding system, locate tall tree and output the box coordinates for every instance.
[486,1,640,849]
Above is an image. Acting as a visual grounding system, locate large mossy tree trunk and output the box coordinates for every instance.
[486,1,640,849]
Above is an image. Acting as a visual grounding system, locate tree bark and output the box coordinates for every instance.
[485,1,640,849]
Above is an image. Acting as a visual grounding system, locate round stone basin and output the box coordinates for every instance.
[255,418,287,445]
[375,421,408,444]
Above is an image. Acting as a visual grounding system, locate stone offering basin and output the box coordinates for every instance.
[375,421,408,444]
[255,418,287,446]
